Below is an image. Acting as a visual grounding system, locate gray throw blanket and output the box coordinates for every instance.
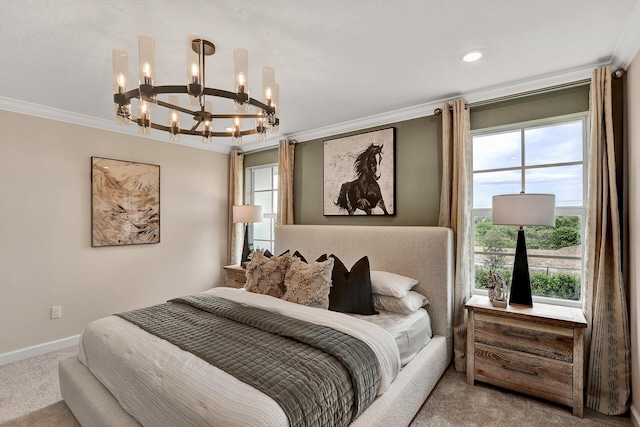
[116,294,380,426]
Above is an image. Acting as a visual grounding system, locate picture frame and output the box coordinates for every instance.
[91,157,160,247]
[323,127,395,216]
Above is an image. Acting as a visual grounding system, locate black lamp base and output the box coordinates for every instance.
[509,228,533,307]
[241,224,253,264]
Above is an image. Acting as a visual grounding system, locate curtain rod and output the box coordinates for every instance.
[433,68,625,116]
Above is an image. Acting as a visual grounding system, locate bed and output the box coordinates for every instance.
[59,225,454,426]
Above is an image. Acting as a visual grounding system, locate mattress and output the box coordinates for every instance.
[78,287,401,427]
[351,309,432,367]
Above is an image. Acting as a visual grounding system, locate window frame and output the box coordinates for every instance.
[471,112,589,308]
[245,163,278,253]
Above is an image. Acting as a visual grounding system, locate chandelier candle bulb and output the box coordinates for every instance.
[237,73,245,93]
[270,83,280,132]
[263,66,275,106]
[117,74,126,94]
[138,101,150,135]
[169,95,180,142]
[112,49,131,124]
[191,63,199,85]
[137,36,156,89]
[232,117,242,145]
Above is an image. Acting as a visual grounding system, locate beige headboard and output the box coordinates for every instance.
[275,225,454,348]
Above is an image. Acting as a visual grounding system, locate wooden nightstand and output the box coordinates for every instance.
[465,295,587,417]
[223,265,247,288]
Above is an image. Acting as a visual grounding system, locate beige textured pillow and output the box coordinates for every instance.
[282,257,335,309]
[244,251,292,298]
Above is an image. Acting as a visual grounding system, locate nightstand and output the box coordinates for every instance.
[223,265,247,288]
[465,295,587,417]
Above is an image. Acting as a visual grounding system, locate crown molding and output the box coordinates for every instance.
[259,63,602,152]
[611,0,640,70]
[0,96,239,154]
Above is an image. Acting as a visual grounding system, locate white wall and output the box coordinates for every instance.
[0,110,229,355]
[628,51,640,427]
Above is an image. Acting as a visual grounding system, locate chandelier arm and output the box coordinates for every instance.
[131,115,262,138]
[189,118,202,133]
[152,85,190,95]
[115,85,275,116]
[155,99,197,116]
[209,114,269,119]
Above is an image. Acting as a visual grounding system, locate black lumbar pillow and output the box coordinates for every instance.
[261,249,289,259]
[322,254,378,315]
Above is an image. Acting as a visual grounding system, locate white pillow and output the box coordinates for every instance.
[373,291,429,315]
[370,271,419,298]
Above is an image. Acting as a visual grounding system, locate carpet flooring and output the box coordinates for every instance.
[0,347,633,426]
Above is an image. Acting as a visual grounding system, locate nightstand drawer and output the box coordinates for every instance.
[474,342,573,399]
[224,267,247,288]
[475,313,573,362]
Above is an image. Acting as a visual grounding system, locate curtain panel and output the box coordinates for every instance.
[584,65,631,415]
[277,139,295,226]
[228,151,244,265]
[437,99,473,372]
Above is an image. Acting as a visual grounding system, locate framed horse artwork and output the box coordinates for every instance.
[323,127,395,216]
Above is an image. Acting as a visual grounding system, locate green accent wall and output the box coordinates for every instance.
[471,85,589,129]
[244,149,278,168]
[244,85,590,226]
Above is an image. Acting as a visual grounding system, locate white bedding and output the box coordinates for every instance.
[79,287,401,427]
[352,308,432,367]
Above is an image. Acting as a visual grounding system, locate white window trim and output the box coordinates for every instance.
[471,112,589,308]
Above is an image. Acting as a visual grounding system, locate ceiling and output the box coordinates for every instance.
[2,0,640,153]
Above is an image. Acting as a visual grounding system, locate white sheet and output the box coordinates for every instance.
[79,288,401,427]
[351,309,432,367]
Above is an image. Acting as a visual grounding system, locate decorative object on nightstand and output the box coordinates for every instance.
[232,205,263,266]
[487,270,508,308]
[492,192,555,307]
[223,265,247,288]
[465,295,587,417]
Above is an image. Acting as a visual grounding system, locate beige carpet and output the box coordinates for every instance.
[0,347,78,425]
[0,347,632,426]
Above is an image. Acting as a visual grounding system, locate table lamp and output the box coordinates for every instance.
[492,193,555,306]
[232,205,263,265]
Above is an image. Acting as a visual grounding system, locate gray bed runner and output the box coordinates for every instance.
[116,294,380,427]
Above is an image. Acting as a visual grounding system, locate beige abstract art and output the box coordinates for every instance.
[91,157,160,247]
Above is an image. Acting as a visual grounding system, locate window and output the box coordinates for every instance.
[472,113,587,306]
[246,164,278,253]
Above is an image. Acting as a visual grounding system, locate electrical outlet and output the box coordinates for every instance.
[51,306,62,319]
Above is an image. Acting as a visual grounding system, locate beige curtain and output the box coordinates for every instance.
[228,150,244,265]
[584,65,631,414]
[277,139,295,226]
[438,99,473,372]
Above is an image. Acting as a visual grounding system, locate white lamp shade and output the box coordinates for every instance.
[492,194,556,227]
[233,205,263,223]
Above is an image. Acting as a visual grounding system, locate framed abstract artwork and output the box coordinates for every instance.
[91,157,160,247]
[323,127,395,216]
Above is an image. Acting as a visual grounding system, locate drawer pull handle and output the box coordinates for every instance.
[502,331,538,341]
[502,364,538,376]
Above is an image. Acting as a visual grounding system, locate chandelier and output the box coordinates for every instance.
[112,36,279,145]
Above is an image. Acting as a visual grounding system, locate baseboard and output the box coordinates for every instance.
[631,404,640,427]
[0,335,80,366]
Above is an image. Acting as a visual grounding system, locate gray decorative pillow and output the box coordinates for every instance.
[244,251,292,298]
[282,257,335,309]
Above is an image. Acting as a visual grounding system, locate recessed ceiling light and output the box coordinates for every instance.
[461,50,483,62]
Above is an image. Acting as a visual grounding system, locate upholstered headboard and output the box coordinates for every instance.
[275,225,454,346]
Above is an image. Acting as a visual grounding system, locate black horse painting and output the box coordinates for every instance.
[335,143,390,215]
